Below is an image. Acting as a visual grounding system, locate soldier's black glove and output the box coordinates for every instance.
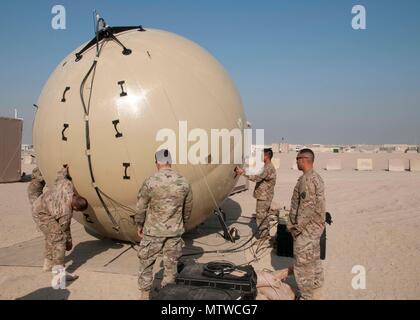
[66,240,73,251]
[325,212,333,225]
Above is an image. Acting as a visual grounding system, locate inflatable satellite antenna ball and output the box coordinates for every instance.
[33,14,247,242]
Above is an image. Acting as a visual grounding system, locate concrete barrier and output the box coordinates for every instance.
[326,159,342,171]
[388,159,405,172]
[271,144,280,153]
[410,159,420,172]
[279,143,289,154]
[357,158,373,171]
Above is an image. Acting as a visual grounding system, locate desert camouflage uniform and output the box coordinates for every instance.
[245,162,277,238]
[32,168,74,266]
[27,167,45,206]
[288,169,326,300]
[135,168,193,291]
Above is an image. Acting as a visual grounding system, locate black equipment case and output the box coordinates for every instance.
[154,284,244,300]
[276,224,294,258]
[154,262,257,300]
[276,224,327,260]
[276,212,332,260]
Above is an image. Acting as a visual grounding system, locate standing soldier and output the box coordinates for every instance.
[135,149,193,300]
[236,148,277,240]
[288,149,326,300]
[27,167,46,206]
[32,166,88,278]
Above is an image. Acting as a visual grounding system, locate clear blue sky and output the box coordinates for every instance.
[0,0,419,145]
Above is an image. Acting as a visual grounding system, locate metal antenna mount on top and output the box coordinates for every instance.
[75,12,145,62]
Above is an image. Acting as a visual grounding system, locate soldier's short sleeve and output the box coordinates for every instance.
[314,175,326,216]
[183,183,193,224]
[288,179,301,228]
[135,179,151,228]
[246,165,269,183]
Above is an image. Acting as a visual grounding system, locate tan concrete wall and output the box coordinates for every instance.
[326,158,342,171]
[388,159,405,172]
[0,118,23,183]
[410,159,420,172]
[274,152,420,171]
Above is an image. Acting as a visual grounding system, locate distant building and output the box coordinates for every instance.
[271,143,280,153]
[21,144,33,152]
[405,145,419,153]
[358,145,379,153]
[0,117,23,183]
[279,143,289,154]
[294,145,306,152]
[343,146,357,153]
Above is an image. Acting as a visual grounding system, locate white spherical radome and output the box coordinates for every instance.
[33,28,246,242]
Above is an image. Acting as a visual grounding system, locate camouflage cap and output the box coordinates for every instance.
[155,149,172,165]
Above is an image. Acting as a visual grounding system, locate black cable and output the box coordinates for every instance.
[79,61,97,115]
[79,43,120,232]
[98,189,137,214]
[203,261,236,276]
[181,213,276,257]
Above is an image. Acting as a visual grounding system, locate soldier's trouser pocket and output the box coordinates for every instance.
[42,217,66,266]
[37,214,50,235]
[138,237,164,260]
[293,235,321,299]
[137,237,165,291]
[256,200,271,237]
[161,237,183,287]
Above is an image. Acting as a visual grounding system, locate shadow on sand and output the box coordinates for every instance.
[181,198,248,260]
[65,239,124,273]
[16,287,71,300]
[188,198,244,237]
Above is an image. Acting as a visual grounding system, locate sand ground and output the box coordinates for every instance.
[1,153,419,300]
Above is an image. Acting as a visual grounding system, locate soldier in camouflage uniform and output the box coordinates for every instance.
[32,166,88,275]
[236,148,277,240]
[288,149,326,300]
[27,167,46,206]
[135,149,193,300]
